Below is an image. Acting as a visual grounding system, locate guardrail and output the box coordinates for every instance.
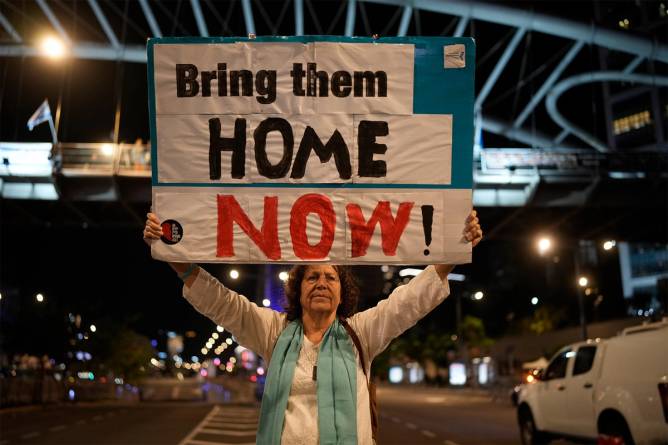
[56,142,151,177]
[0,142,151,179]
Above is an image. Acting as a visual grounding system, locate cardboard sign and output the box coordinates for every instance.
[148,37,475,264]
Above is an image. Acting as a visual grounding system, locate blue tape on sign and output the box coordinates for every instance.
[147,36,475,189]
[411,37,475,190]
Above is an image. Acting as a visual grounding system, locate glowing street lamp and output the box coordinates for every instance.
[603,240,616,251]
[278,271,289,282]
[576,276,590,340]
[229,269,239,280]
[39,36,67,59]
[35,293,45,303]
[473,291,484,301]
[531,297,539,306]
[100,143,114,157]
[90,324,97,333]
[537,237,552,256]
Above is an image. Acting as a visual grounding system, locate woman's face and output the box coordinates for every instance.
[299,265,342,317]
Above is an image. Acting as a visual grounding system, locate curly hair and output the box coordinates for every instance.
[283,265,360,321]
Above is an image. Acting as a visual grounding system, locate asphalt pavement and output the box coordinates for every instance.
[0,385,582,445]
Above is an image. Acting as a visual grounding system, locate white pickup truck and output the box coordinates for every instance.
[516,319,668,445]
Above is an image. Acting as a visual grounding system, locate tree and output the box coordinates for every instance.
[460,315,493,349]
[520,306,567,335]
[103,328,155,384]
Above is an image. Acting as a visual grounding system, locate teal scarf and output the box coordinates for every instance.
[257,319,357,445]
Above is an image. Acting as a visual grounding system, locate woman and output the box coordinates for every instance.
[143,210,482,445]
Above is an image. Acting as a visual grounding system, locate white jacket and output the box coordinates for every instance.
[183,265,450,445]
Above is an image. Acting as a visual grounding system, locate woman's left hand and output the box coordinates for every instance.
[433,209,483,279]
[464,209,483,247]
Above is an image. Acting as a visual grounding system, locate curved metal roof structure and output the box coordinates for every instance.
[1,0,665,151]
[0,0,666,240]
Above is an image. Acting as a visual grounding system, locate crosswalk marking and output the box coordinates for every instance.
[421,429,436,438]
[199,428,256,436]
[208,417,257,424]
[187,440,254,445]
[205,422,256,430]
[178,405,259,445]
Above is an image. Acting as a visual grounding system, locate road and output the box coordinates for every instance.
[376,385,519,444]
[0,385,580,445]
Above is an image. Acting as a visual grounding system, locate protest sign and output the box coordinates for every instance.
[148,36,475,264]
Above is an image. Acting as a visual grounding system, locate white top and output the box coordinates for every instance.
[183,265,450,445]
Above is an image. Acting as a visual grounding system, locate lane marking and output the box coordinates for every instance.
[405,422,417,430]
[20,432,40,439]
[49,425,67,432]
[421,430,436,438]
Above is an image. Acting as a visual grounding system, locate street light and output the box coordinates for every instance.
[531,297,539,305]
[473,291,484,301]
[39,36,67,59]
[576,276,589,340]
[90,324,97,333]
[35,293,45,303]
[536,237,552,256]
[100,143,114,157]
[229,269,239,279]
[278,271,289,282]
[603,240,616,251]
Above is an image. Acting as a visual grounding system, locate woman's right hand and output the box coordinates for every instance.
[143,212,199,284]
[143,212,162,246]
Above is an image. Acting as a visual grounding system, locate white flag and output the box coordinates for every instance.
[27,99,52,131]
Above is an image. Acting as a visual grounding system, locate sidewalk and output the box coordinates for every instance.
[376,382,515,404]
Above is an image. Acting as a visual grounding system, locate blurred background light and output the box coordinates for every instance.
[39,36,67,59]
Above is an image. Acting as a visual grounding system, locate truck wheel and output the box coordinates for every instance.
[599,417,635,445]
[518,408,550,445]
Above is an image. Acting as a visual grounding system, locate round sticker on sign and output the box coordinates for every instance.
[160,220,183,245]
